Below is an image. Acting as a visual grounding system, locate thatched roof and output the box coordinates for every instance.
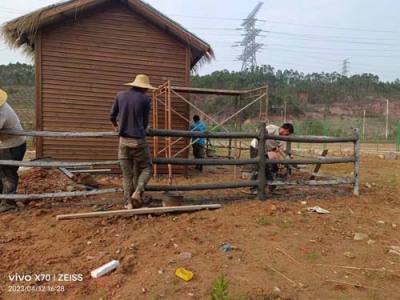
[1,0,214,69]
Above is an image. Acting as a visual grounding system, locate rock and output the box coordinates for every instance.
[353,232,368,241]
[300,201,307,205]
[365,183,372,188]
[376,220,385,225]
[314,149,323,156]
[178,252,192,260]
[74,173,100,187]
[367,239,376,245]
[341,148,353,156]
[273,287,281,292]
[344,251,355,258]
[392,223,397,229]
[384,152,398,160]
[65,185,75,192]
[388,249,400,256]
[241,171,252,180]
[389,246,400,252]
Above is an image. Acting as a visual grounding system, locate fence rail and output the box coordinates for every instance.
[0,123,360,201]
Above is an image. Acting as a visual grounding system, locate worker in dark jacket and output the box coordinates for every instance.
[110,74,156,209]
[0,88,27,212]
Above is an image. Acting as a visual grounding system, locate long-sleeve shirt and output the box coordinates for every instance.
[109,88,151,139]
[0,103,26,149]
[250,124,285,152]
[189,121,207,145]
[265,124,285,151]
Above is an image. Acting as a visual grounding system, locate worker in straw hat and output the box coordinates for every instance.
[0,88,27,212]
[110,74,156,209]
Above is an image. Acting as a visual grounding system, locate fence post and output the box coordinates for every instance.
[228,138,232,159]
[376,134,380,153]
[397,121,400,152]
[353,128,360,196]
[323,121,329,149]
[257,122,266,200]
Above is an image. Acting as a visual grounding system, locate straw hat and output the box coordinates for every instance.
[0,89,7,107]
[124,74,156,90]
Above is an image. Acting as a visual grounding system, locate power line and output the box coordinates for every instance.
[263,19,400,35]
[263,46,399,58]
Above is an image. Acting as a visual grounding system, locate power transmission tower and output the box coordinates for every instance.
[236,2,264,72]
[342,59,349,76]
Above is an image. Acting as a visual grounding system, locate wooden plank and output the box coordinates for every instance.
[35,32,43,158]
[56,204,222,220]
[44,38,184,58]
[58,167,75,179]
[310,149,329,180]
[44,34,186,56]
[42,60,187,79]
[43,50,185,69]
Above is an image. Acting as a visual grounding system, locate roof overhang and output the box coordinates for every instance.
[1,0,214,69]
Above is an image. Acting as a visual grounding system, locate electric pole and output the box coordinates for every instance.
[236,2,264,72]
[342,58,349,76]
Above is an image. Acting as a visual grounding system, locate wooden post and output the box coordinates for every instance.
[35,32,43,158]
[166,80,172,184]
[228,138,232,159]
[265,86,269,123]
[353,128,360,196]
[286,140,292,177]
[257,122,266,200]
[152,87,159,177]
[309,149,328,180]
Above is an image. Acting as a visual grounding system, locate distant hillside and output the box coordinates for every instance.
[191,65,400,120]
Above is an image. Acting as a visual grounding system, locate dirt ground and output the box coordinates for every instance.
[0,153,399,300]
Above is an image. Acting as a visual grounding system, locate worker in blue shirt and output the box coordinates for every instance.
[189,115,207,171]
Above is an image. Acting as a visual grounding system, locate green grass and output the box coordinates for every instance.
[210,274,231,300]
[255,216,271,226]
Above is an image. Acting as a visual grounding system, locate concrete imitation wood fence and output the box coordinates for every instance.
[0,123,360,201]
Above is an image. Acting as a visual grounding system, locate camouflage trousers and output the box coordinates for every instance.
[0,142,26,205]
[118,137,152,199]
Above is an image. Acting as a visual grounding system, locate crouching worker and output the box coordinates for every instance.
[0,89,27,212]
[249,123,294,194]
[265,123,294,192]
[110,75,155,209]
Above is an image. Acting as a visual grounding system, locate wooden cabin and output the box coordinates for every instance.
[2,0,213,174]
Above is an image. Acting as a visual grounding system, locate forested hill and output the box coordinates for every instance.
[191,65,400,104]
[2,62,399,101]
[0,63,34,85]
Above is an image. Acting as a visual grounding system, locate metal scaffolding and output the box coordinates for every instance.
[152,84,269,182]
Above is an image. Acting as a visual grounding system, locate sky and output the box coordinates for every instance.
[0,0,399,82]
